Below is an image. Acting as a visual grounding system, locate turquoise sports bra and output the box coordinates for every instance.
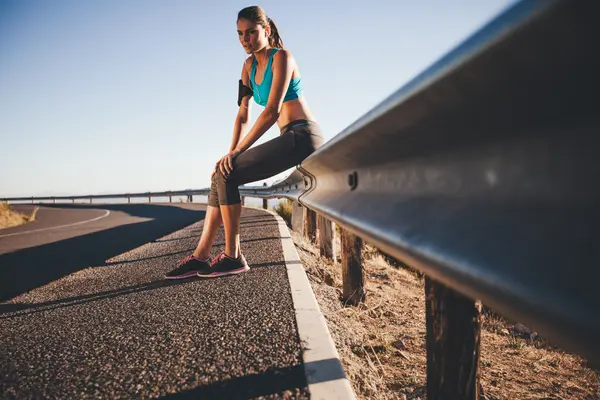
[250,48,303,107]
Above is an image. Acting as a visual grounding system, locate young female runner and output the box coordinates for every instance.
[165,5,323,279]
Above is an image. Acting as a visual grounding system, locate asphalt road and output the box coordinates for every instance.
[0,204,208,302]
[1,206,114,252]
[0,204,308,398]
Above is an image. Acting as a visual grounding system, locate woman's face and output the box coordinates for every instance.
[237,18,269,54]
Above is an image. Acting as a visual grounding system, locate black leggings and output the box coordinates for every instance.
[208,119,324,207]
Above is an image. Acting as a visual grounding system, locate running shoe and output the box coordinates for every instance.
[165,255,211,279]
[196,251,249,278]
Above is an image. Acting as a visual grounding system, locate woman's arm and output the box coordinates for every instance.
[230,59,254,151]
[233,49,295,153]
[212,59,254,177]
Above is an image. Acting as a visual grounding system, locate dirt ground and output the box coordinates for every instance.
[288,229,600,400]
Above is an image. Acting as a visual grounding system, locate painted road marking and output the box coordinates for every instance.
[0,210,111,238]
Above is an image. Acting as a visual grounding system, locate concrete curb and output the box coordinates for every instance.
[259,208,356,400]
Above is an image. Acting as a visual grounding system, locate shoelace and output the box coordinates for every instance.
[211,252,226,266]
[177,255,194,267]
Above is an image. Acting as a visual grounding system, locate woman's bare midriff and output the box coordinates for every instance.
[276,96,315,130]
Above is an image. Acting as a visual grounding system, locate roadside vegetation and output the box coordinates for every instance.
[288,229,600,399]
[0,203,36,229]
[273,199,292,226]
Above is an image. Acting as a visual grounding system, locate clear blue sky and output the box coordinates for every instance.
[1,0,516,198]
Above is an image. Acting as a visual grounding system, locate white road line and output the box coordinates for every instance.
[0,210,111,238]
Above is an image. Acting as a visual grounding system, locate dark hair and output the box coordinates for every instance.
[237,6,284,49]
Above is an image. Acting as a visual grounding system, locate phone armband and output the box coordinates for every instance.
[238,79,253,106]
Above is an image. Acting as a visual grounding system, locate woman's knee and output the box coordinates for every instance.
[214,169,229,186]
[211,170,220,184]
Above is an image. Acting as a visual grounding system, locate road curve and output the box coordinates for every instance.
[0,208,110,239]
[0,203,207,301]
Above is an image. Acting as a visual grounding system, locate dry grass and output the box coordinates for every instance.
[273,199,292,227]
[289,229,600,400]
[0,203,35,229]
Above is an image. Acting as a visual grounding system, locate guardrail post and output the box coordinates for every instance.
[169,195,172,203]
[425,277,481,400]
[262,183,268,209]
[317,214,333,259]
[341,227,365,305]
[332,223,341,263]
[291,201,303,232]
[303,207,317,242]
[148,196,151,203]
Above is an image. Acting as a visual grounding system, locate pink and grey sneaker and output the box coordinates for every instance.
[165,255,212,279]
[196,251,249,278]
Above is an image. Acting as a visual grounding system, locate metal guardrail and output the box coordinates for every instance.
[0,187,285,204]
[245,0,600,367]
[2,0,598,369]
[241,169,308,200]
[1,189,210,203]
[0,170,306,204]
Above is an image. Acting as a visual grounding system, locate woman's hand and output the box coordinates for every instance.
[215,150,241,177]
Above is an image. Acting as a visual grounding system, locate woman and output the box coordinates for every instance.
[165,5,324,279]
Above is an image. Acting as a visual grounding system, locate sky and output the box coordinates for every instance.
[0,0,517,198]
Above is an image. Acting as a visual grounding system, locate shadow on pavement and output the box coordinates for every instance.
[159,364,308,399]
[0,259,293,319]
[0,204,205,302]
[159,357,349,399]
[0,276,206,319]
[0,278,188,318]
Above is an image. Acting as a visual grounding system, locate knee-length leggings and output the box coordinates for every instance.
[208,119,324,207]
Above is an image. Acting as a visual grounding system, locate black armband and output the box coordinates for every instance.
[238,79,253,106]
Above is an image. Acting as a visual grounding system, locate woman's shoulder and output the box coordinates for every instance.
[272,48,296,66]
[273,48,293,59]
[244,55,255,68]
[241,56,255,80]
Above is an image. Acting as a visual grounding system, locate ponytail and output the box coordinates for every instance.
[238,6,284,49]
[267,17,284,49]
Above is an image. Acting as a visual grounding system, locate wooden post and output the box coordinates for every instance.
[128,197,131,204]
[303,207,317,242]
[425,277,481,400]
[291,201,303,232]
[148,196,151,203]
[90,198,92,204]
[72,199,75,204]
[169,195,172,203]
[341,227,365,305]
[263,183,268,209]
[53,198,56,204]
[317,214,333,259]
[241,196,245,206]
[332,223,341,263]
